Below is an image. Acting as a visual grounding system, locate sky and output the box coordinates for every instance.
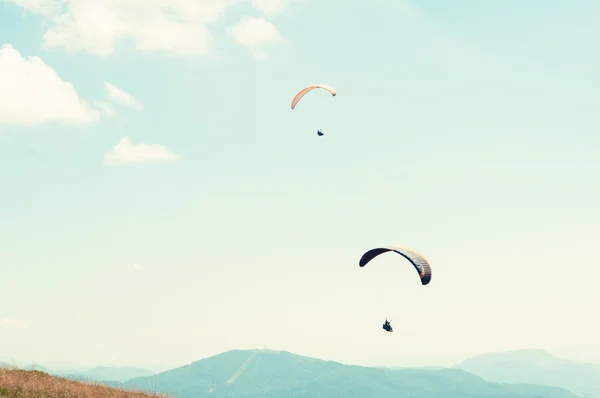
[1,0,599,371]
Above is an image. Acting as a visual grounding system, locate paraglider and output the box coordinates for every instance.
[359,246,432,332]
[359,246,432,286]
[291,85,336,136]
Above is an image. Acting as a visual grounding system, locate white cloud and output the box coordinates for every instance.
[9,0,60,15]
[105,82,143,111]
[7,0,298,57]
[251,0,287,15]
[227,16,286,61]
[104,137,180,166]
[252,0,305,15]
[40,0,221,57]
[0,44,102,126]
[3,318,25,329]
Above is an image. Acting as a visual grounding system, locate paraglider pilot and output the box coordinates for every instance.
[383,318,393,332]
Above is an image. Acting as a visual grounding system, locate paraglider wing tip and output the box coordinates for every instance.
[358,256,371,268]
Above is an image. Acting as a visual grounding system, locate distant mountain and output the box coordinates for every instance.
[454,349,600,398]
[124,349,578,398]
[551,345,600,365]
[0,360,153,385]
[59,373,126,388]
[53,366,154,388]
[23,363,55,374]
[75,366,155,382]
[386,366,446,370]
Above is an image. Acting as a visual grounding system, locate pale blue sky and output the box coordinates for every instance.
[0,0,599,370]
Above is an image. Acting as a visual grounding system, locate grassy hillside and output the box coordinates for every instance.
[124,349,578,398]
[0,368,169,398]
[454,349,600,398]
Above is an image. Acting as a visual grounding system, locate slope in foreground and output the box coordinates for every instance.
[0,368,170,398]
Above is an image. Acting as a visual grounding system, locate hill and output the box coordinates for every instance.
[454,349,600,398]
[124,349,578,398]
[0,367,169,398]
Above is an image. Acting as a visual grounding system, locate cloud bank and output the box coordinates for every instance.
[7,0,299,58]
[227,16,286,60]
[0,44,144,127]
[0,44,101,126]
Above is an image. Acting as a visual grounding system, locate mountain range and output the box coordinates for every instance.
[454,349,600,398]
[3,348,600,398]
[121,349,584,398]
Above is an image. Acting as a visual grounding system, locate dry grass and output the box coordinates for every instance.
[0,368,170,398]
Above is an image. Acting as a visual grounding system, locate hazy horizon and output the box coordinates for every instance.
[4,344,600,375]
[1,0,598,371]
